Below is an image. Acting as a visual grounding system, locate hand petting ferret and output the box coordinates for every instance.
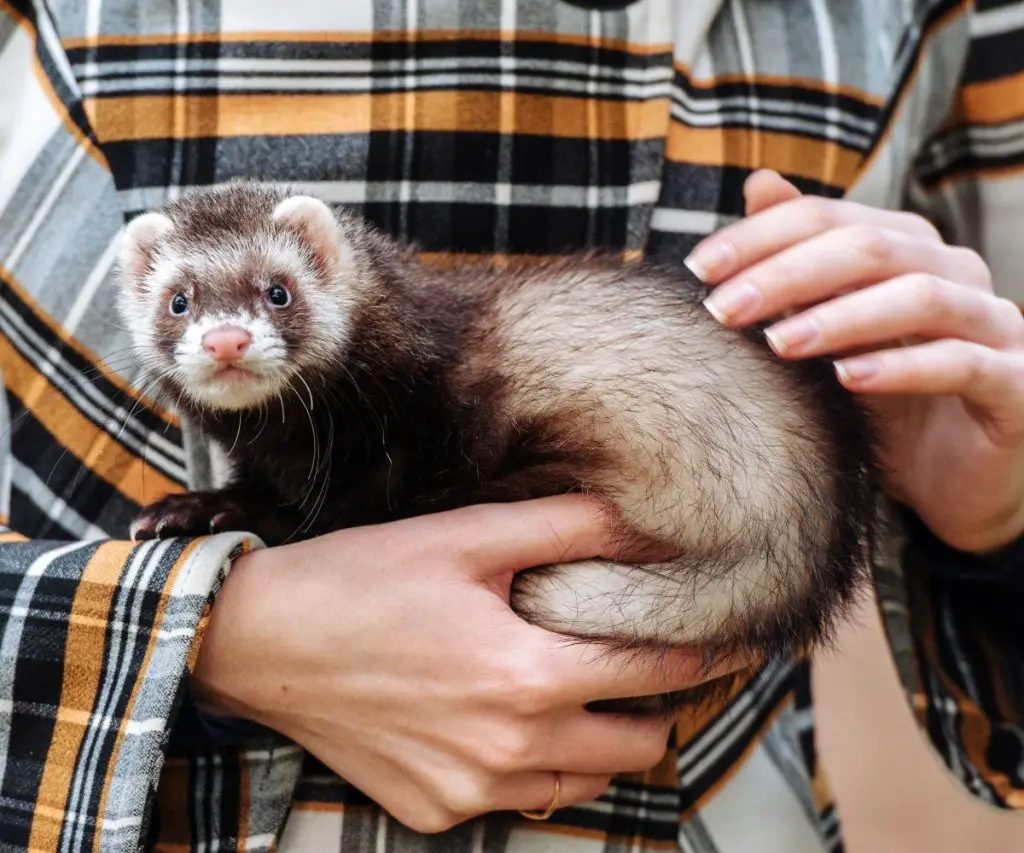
[690,169,1024,556]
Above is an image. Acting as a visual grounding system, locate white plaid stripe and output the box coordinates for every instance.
[1,0,1024,851]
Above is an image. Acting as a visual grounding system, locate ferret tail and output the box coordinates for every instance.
[509,550,867,661]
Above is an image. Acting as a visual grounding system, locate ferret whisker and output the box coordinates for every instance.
[42,445,76,494]
[228,412,243,456]
[249,401,270,446]
[166,388,187,434]
[295,372,316,413]
[112,374,165,447]
[117,180,880,715]
[296,417,333,537]
[85,308,140,336]
[287,379,320,487]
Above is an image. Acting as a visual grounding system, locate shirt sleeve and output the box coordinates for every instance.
[0,4,268,850]
[884,0,1024,811]
[0,528,262,851]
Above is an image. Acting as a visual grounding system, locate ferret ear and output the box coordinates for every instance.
[272,196,344,276]
[120,212,174,284]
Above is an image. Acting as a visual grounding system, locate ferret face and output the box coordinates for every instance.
[117,189,360,413]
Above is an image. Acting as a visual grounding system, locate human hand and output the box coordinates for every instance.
[685,169,1024,554]
[190,495,714,833]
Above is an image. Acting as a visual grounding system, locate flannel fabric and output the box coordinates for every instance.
[0,1,1022,851]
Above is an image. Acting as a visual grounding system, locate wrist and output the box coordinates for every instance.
[972,502,1024,558]
[935,503,1024,558]
[190,546,275,722]
[902,507,1024,587]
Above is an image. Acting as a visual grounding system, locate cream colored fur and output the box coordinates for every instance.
[484,268,834,647]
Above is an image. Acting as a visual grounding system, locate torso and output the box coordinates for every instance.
[1,2,980,851]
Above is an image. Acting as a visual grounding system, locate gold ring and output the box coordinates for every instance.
[518,772,561,821]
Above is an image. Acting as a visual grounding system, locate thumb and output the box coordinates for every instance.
[744,169,802,215]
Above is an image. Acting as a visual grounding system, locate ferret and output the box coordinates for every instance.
[118,180,880,712]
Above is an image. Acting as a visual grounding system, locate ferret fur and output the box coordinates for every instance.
[118,181,881,712]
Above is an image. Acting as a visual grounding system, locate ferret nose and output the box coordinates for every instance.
[202,326,252,361]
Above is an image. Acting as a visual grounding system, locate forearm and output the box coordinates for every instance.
[187,546,285,744]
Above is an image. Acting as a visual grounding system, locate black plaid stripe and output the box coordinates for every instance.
[903,548,1024,807]
[2,0,1024,850]
[914,24,1024,186]
[0,277,185,473]
[1,275,187,540]
[0,538,217,850]
[67,37,673,97]
[4,2,100,148]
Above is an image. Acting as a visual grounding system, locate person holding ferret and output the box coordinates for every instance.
[0,2,1022,852]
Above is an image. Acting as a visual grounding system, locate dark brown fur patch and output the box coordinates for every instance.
[124,180,882,714]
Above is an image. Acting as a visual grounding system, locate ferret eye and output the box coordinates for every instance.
[169,293,189,316]
[266,283,292,308]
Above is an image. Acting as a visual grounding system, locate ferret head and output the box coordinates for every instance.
[117,183,365,413]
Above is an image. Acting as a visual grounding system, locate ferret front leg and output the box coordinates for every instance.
[128,479,298,544]
[130,488,257,541]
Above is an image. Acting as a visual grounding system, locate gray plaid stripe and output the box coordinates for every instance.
[3,0,1024,849]
[97,535,255,850]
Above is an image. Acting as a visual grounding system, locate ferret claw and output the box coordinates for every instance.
[130,495,248,542]
[207,512,238,535]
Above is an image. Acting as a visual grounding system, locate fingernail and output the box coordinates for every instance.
[835,357,880,383]
[764,317,819,355]
[703,282,759,324]
[684,240,737,282]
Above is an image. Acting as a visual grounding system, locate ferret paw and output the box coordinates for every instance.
[129,493,250,541]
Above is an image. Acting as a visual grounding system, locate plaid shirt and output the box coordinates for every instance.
[1,1,1022,851]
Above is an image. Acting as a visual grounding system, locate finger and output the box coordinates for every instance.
[345,752,611,830]
[498,771,612,816]
[702,226,989,327]
[763,274,1024,358]
[531,709,675,775]
[835,342,1024,426]
[545,639,749,706]
[684,195,943,284]
[455,771,612,819]
[743,169,803,215]
[441,495,619,578]
[742,172,805,320]
[355,768,610,833]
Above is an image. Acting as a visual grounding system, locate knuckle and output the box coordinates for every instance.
[799,196,841,230]
[617,726,674,772]
[847,224,893,262]
[907,273,949,313]
[572,775,614,806]
[637,731,673,769]
[951,246,993,289]
[402,808,462,835]
[439,771,494,815]
[897,210,942,242]
[477,726,536,773]
[497,650,561,715]
[995,297,1024,341]
[943,339,988,387]
[964,342,991,383]
[507,672,559,716]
